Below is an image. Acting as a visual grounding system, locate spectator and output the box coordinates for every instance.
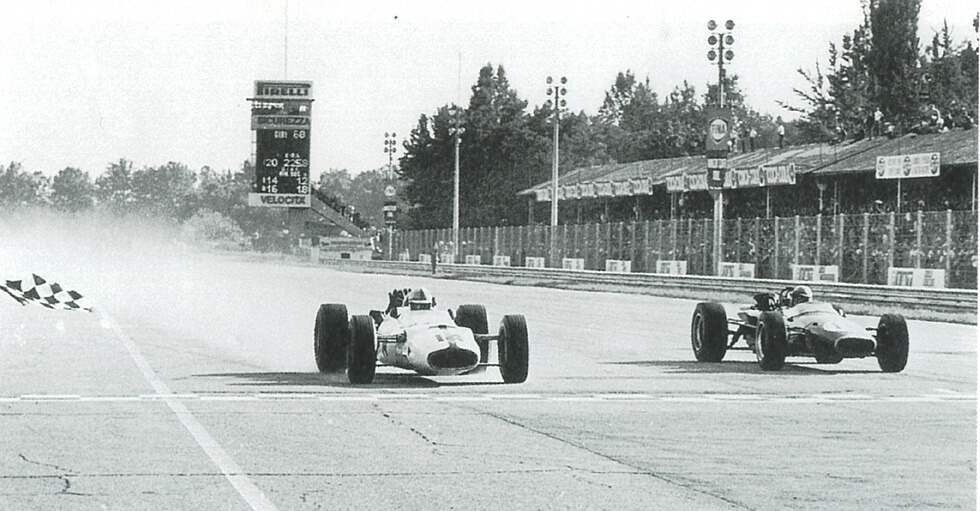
[776,117,785,148]
[749,127,758,151]
[873,107,883,138]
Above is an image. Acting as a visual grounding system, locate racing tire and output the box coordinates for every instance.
[691,302,728,362]
[314,304,348,373]
[756,312,788,371]
[875,313,909,373]
[498,315,529,384]
[347,315,377,384]
[455,304,489,363]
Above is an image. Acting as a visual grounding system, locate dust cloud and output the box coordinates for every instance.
[0,208,321,372]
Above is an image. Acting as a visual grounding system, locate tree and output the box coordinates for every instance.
[95,158,134,211]
[130,161,197,219]
[400,64,542,229]
[50,167,94,212]
[315,168,353,199]
[869,0,923,131]
[784,20,875,143]
[314,168,394,229]
[0,162,48,208]
[921,18,978,129]
[595,70,667,162]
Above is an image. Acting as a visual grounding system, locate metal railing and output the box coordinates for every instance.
[392,210,978,290]
[319,258,977,315]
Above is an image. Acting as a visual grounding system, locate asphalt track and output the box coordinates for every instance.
[0,253,975,510]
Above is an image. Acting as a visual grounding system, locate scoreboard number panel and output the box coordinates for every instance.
[249,80,313,208]
[255,129,310,194]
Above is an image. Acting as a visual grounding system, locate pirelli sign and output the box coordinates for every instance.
[248,80,313,208]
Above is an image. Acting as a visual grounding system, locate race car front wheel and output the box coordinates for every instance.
[756,312,787,371]
[456,304,489,363]
[347,315,377,384]
[498,315,528,384]
[691,302,728,362]
[314,304,348,373]
[875,313,909,373]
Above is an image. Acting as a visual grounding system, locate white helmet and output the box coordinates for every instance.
[405,288,436,310]
[791,285,813,306]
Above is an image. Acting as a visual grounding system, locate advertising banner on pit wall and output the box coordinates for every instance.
[718,262,756,278]
[654,260,688,275]
[791,264,840,282]
[875,153,941,179]
[887,267,946,288]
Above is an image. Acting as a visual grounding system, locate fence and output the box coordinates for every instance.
[392,210,978,289]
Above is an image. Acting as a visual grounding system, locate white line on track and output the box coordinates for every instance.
[97,308,276,511]
[7,392,974,404]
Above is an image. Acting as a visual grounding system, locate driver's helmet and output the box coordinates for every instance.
[790,285,813,306]
[405,287,436,310]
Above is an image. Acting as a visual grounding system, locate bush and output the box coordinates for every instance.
[181,209,247,250]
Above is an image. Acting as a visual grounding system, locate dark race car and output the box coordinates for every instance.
[690,286,909,372]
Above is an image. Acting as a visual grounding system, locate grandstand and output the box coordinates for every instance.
[519,127,977,222]
[390,128,977,289]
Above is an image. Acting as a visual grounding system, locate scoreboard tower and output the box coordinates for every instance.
[248,80,313,208]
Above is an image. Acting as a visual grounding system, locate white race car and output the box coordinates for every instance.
[314,288,529,384]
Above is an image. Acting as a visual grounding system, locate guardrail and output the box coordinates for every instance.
[317,258,977,315]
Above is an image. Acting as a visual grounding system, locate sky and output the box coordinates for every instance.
[0,0,975,179]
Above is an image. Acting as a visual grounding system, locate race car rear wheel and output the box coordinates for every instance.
[756,312,788,371]
[347,315,377,384]
[691,302,728,362]
[456,304,489,363]
[875,313,909,373]
[314,304,348,373]
[498,315,528,384]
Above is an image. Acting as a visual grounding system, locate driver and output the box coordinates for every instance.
[790,285,813,306]
[404,287,437,311]
[385,288,411,316]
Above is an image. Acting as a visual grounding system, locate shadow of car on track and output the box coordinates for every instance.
[607,360,885,375]
[193,371,509,388]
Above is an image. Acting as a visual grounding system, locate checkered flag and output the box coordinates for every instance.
[0,274,92,312]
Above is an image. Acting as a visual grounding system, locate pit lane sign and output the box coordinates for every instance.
[248,80,313,208]
[705,106,733,153]
[875,153,941,179]
[704,106,732,190]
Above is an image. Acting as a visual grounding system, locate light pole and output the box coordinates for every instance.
[707,19,734,275]
[707,20,735,113]
[383,132,397,259]
[383,132,397,180]
[546,77,566,267]
[545,76,567,228]
[449,107,465,262]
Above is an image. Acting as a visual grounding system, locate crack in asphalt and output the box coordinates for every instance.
[373,403,438,447]
[18,453,75,475]
[472,410,758,511]
[17,454,91,496]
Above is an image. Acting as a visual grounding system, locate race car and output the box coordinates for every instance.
[690,285,909,372]
[314,288,529,384]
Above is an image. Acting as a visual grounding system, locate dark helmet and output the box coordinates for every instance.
[406,287,436,310]
[791,285,813,306]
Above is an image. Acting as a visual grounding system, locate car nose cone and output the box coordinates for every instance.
[834,336,876,357]
[427,345,478,370]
